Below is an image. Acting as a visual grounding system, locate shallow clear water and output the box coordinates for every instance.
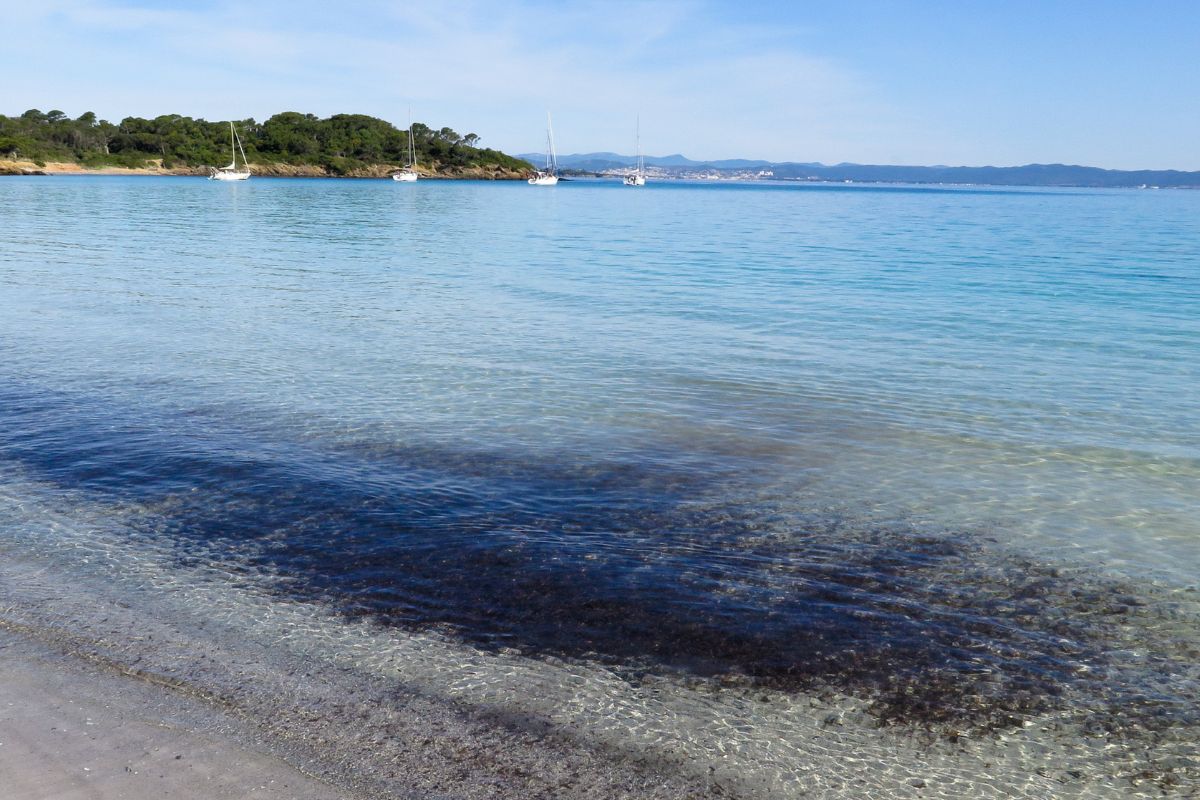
[1,176,1198,796]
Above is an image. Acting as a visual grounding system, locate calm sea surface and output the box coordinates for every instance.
[1,176,1198,797]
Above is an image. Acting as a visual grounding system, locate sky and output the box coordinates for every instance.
[4,0,1199,170]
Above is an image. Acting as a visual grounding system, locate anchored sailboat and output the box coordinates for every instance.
[528,112,558,186]
[392,116,418,182]
[623,115,646,187]
[209,122,251,181]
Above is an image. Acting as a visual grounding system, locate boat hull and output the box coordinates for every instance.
[392,171,418,182]
[528,174,558,186]
[209,170,250,181]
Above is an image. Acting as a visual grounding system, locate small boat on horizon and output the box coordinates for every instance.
[528,112,559,186]
[209,122,251,181]
[623,115,646,187]
[392,116,419,182]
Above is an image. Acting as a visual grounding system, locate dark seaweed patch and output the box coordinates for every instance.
[1,381,1198,754]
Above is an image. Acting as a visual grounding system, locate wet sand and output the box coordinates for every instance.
[0,631,345,800]
[0,550,719,800]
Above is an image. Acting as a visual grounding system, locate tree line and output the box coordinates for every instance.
[0,109,530,174]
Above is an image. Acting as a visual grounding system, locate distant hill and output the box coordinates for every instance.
[529,151,1200,188]
[767,162,1200,188]
[518,152,776,171]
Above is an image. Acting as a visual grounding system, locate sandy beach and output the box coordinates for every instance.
[0,159,204,176]
[0,630,346,800]
[0,545,725,800]
[0,159,527,179]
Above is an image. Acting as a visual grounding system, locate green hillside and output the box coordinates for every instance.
[0,109,531,175]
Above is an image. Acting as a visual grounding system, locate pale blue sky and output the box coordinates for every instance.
[5,0,1199,169]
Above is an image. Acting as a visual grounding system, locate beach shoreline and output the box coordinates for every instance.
[0,627,349,800]
[0,546,724,800]
[0,158,529,179]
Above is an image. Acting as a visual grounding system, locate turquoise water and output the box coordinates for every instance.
[3,177,1197,570]
[1,176,1198,797]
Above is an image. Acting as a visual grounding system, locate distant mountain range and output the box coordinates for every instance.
[519,152,1200,188]
[518,152,779,171]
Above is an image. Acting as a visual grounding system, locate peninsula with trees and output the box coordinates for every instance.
[0,109,533,178]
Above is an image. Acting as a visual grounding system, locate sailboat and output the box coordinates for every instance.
[392,118,418,182]
[528,112,559,186]
[209,122,251,181]
[623,115,646,187]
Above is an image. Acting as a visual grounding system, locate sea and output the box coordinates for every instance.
[1,175,1197,798]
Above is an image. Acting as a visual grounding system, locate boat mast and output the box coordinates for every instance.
[407,107,415,169]
[546,112,556,173]
[234,124,249,170]
[636,114,642,176]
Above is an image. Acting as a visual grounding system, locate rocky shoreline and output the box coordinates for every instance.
[0,159,530,180]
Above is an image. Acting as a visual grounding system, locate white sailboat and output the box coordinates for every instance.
[392,118,418,182]
[528,112,559,186]
[209,121,251,181]
[623,115,646,187]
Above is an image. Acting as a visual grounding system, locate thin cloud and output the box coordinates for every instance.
[0,0,946,163]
